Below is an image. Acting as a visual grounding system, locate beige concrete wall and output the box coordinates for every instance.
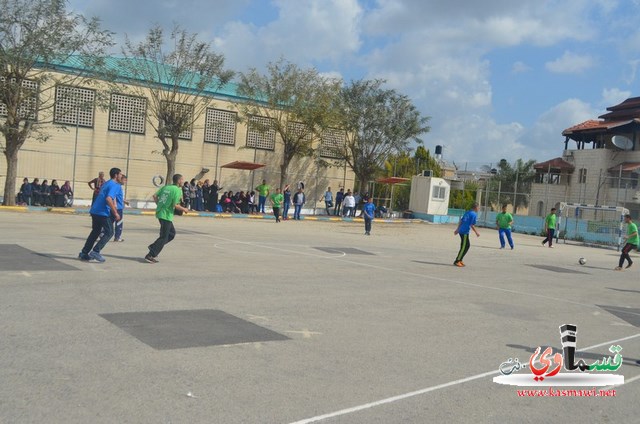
[530,147,640,216]
[0,74,356,207]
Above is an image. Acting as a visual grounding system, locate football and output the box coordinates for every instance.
[578,257,587,265]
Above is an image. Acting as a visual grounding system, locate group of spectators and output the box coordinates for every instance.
[326,187,388,218]
[174,179,390,219]
[17,177,73,207]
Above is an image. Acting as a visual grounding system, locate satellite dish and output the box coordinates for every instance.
[612,135,634,150]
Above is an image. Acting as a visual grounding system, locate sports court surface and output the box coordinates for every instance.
[0,211,639,423]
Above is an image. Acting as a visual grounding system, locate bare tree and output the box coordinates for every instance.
[237,59,341,188]
[119,25,234,184]
[0,0,113,205]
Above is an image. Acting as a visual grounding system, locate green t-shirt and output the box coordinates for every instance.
[545,213,557,229]
[496,212,513,229]
[627,222,639,246]
[155,185,182,221]
[257,184,271,197]
[270,193,284,208]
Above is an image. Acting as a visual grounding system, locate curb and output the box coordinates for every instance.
[0,205,421,224]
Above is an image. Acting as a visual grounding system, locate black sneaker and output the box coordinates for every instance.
[78,252,91,261]
[145,254,158,264]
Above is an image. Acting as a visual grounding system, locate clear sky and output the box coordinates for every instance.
[69,0,640,168]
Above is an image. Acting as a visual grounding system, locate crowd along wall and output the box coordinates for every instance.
[0,71,355,207]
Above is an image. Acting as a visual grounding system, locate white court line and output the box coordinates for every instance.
[289,333,640,424]
[196,232,634,313]
[136,222,640,318]
[153,226,640,317]
[604,373,640,391]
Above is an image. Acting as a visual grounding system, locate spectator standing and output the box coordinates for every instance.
[114,175,128,242]
[283,185,292,220]
[210,180,223,211]
[353,191,361,216]
[145,174,189,263]
[79,167,123,263]
[189,179,197,210]
[323,187,334,215]
[363,197,376,235]
[202,179,211,211]
[342,190,355,217]
[256,179,271,213]
[88,171,105,205]
[293,188,305,220]
[334,188,344,216]
[270,188,284,223]
[248,191,257,214]
[182,180,191,210]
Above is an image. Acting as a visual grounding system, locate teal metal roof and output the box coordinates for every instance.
[39,55,244,101]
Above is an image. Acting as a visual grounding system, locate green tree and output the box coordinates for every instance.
[376,147,443,210]
[0,0,113,205]
[449,181,479,210]
[120,25,234,184]
[333,79,430,193]
[488,158,536,213]
[236,59,341,188]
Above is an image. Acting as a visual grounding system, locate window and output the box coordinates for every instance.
[54,85,95,127]
[160,101,193,140]
[108,93,147,134]
[204,108,237,145]
[432,186,447,200]
[320,128,345,159]
[0,77,38,120]
[246,115,276,150]
[578,168,587,184]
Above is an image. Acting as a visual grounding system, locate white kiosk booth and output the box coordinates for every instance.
[408,175,454,222]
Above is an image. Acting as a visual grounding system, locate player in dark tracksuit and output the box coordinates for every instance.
[453,203,480,267]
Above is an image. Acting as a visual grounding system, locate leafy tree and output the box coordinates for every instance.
[0,0,113,205]
[487,158,536,213]
[449,181,479,210]
[119,25,234,184]
[236,59,341,188]
[333,79,430,193]
[377,146,442,210]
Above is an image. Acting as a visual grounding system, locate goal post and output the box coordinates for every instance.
[559,203,629,251]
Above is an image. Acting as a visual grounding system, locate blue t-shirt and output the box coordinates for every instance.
[283,191,291,203]
[458,210,477,235]
[90,179,122,217]
[116,186,124,210]
[363,202,376,218]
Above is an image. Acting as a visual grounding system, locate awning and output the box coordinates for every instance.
[376,177,410,185]
[534,157,575,172]
[220,161,266,171]
[608,162,640,172]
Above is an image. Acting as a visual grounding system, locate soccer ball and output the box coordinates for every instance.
[578,257,587,265]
